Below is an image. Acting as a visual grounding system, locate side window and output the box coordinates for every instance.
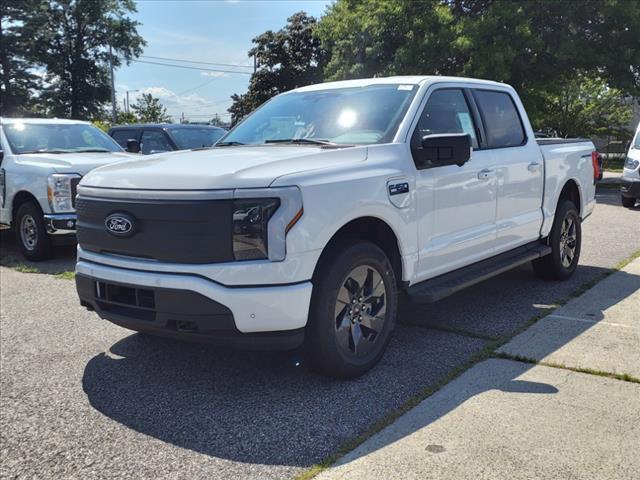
[414,89,479,149]
[111,129,136,148]
[473,90,526,148]
[140,130,172,154]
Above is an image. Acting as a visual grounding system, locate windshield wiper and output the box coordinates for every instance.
[73,148,112,153]
[215,141,246,146]
[20,149,67,154]
[264,138,339,146]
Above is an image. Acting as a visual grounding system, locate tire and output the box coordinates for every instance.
[14,201,53,261]
[305,240,398,379]
[532,199,581,280]
[621,195,636,208]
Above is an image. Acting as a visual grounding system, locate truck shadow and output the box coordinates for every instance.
[81,263,638,467]
[0,228,76,275]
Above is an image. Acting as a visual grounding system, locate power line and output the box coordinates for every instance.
[140,54,253,70]
[131,59,252,75]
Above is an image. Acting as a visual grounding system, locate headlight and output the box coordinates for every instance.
[232,187,304,262]
[47,174,81,212]
[232,198,280,260]
[624,156,640,170]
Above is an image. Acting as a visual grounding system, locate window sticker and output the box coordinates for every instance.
[457,112,475,138]
[397,85,414,91]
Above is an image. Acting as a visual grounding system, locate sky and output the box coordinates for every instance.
[116,0,332,123]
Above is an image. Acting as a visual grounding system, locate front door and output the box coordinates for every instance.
[413,88,498,281]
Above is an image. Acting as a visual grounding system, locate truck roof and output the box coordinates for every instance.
[0,117,91,125]
[291,75,509,93]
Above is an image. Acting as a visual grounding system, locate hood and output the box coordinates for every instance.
[81,145,368,190]
[16,151,135,176]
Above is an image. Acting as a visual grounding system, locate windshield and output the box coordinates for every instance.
[634,129,640,149]
[3,122,123,154]
[222,84,418,146]
[168,127,226,149]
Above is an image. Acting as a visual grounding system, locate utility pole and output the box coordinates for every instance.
[125,89,139,114]
[253,54,257,74]
[108,41,117,123]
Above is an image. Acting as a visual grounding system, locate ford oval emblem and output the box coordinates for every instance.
[105,213,135,237]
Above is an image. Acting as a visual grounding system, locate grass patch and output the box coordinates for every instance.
[494,352,640,384]
[55,271,75,280]
[13,263,41,274]
[295,249,640,480]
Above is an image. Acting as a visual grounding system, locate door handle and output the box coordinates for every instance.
[477,169,496,180]
[528,162,542,172]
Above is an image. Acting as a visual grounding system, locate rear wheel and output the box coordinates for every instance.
[533,199,581,280]
[306,240,397,378]
[15,202,53,261]
[621,195,636,208]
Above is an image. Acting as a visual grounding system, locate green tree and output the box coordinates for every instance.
[317,0,457,80]
[228,11,325,125]
[0,0,43,115]
[33,0,145,119]
[531,74,633,139]
[131,93,171,123]
[318,0,640,96]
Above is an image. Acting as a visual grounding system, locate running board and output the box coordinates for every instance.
[406,242,552,303]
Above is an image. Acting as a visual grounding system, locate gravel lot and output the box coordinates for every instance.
[1,187,639,480]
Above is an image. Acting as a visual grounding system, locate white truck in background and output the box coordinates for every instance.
[74,76,599,378]
[621,122,640,208]
[0,118,132,260]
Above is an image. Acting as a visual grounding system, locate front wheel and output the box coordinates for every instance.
[306,241,398,378]
[533,199,581,280]
[621,195,636,208]
[15,202,53,261]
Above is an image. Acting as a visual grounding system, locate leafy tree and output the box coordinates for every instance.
[228,12,325,125]
[0,0,43,116]
[531,74,633,139]
[317,0,458,80]
[131,93,171,123]
[32,0,145,119]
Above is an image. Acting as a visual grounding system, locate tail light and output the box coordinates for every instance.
[591,151,601,184]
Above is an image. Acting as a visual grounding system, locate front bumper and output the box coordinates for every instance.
[620,179,640,198]
[75,260,312,349]
[44,213,77,234]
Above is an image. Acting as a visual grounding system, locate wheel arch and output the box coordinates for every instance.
[558,178,582,216]
[312,216,405,287]
[11,190,41,225]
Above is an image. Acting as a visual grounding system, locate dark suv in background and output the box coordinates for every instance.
[109,124,226,154]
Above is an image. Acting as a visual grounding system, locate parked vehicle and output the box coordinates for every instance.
[0,118,133,260]
[109,123,227,154]
[621,123,640,208]
[74,76,598,378]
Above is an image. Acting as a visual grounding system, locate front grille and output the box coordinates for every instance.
[71,177,81,208]
[76,195,234,263]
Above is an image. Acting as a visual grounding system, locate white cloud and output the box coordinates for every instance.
[200,71,229,78]
[130,86,229,121]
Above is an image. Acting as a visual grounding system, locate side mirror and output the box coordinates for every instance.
[126,139,140,153]
[415,133,471,168]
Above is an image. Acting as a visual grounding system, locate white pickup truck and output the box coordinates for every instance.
[74,76,599,377]
[0,118,132,260]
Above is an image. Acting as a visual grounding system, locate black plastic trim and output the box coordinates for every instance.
[76,274,304,350]
[407,241,552,303]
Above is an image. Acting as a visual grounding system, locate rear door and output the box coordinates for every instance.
[472,89,544,252]
[413,87,499,280]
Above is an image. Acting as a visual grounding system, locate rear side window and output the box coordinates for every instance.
[474,90,526,148]
[111,129,137,148]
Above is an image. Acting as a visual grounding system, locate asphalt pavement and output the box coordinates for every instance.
[1,187,639,479]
